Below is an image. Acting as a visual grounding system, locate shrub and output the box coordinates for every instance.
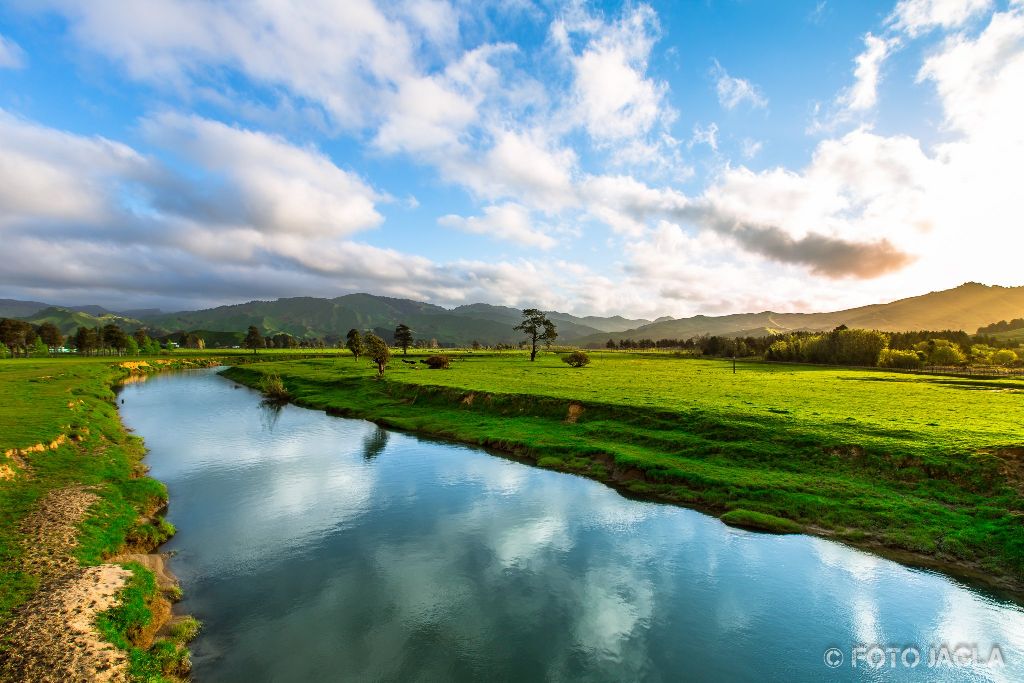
[878,349,923,369]
[424,355,451,369]
[259,373,291,400]
[562,350,591,368]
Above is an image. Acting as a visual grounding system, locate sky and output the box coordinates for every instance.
[0,0,1021,317]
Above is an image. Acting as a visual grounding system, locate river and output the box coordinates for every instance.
[118,368,1024,682]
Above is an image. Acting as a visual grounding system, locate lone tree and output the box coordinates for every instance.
[365,333,391,377]
[244,325,264,355]
[346,328,364,361]
[394,323,413,355]
[514,308,557,362]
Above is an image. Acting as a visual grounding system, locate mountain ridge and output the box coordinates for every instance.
[4,282,1023,346]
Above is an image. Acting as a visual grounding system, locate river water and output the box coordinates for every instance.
[118,368,1024,682]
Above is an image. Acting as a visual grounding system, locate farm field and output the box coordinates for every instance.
[224,351,1024,594]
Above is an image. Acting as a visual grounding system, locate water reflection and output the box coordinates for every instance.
[258,399,284,431]
[118,369,1024,683]
[361,426,389,461]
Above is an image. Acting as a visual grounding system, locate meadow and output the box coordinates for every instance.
[0,356,227,679]
[224,350,1024,593]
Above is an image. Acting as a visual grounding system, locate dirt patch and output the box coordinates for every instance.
[113,553,177,594]
[613,467,646,483]
[18,486,99,582]
[0,486,135,682]
[565,403,584,424]
[990,447,1024,495]
[461,392,475,406]
[824,445,865,459]
[0,565,133,683]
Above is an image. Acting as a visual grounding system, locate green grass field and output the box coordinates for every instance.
[0,355,230,680]
[223,350,1024,592]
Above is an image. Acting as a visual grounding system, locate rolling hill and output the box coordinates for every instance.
[141,294,635,346]
[22,307,147,336]
[579,283,1024,344]
[0,299,49,319]
[3,282,1022,347]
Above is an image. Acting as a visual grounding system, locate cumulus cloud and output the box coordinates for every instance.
[711,61,767,110]
[552,4,673,143]
[0,110,154,227]
[141,113,383,237]
[0,34,26,69]
[888,0,993,36]
[438,203,557,249]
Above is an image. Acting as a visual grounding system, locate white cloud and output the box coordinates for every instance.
[711,61,768,110]
[689,122,719,151]
[0,34,26,69]
[552,4,676,146]
[141,113,383,238]
[888,0,993,37]
[438,203,557,249]
[741,138,763,159]
[469,130,579,212]
[0,110,153,226]
[69,0,424,124]
[843,33,899,112]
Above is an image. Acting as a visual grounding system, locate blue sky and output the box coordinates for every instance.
[0,0,1020,316]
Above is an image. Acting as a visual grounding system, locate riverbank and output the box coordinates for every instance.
[222,353,1024,601]
[0,357,216,681]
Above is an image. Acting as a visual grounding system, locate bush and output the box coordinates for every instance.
[878,348,923,369]
[259,373,291,400]
[424,355,451,369]
[562,350,591,368]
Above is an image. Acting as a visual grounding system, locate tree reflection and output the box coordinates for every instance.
[259,398,284,431]
[361,426,389,461]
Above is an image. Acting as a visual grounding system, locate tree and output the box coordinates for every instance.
[929,343,965,366]
[31,337,48,357]
[365,333,390,376]
[102,324,128,355]
[606,339,617,349]
[993,349,1018,366]
[244,325,264,355]
[513,309,557,361]
[0,318,35,357]
[470,340,481,351]
[38,322,63,352]
[394,323,413,355]
[126,336,139,355]
[0,342,8,359]
[74,326,97,356]
[346,329,364,361]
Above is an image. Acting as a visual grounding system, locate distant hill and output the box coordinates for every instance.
[21,307,147,336]
[0,299,49,318]
[4,282,1022,347]
[142,294,629,346]
[580,283,1024,344]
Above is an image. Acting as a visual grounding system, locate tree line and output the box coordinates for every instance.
[601,325,1022,368]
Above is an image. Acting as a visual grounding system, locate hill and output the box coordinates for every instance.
[142,294,624,346]
[0,299,49,319]
[580,283,1024,344]
[21,307,147,336]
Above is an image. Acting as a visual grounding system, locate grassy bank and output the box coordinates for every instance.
[222,351,1024,596]
[0,356,217,681]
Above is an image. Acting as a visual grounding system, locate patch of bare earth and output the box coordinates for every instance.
[0,486,134,682]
